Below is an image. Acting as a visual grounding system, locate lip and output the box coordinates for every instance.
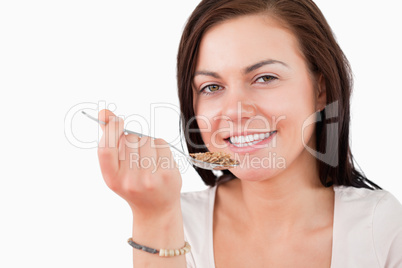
[225,131,277,154]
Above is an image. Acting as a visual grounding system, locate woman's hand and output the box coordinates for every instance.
[97,109,186,267]
[97,109,182,219]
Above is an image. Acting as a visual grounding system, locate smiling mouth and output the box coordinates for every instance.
[225,131,277,147]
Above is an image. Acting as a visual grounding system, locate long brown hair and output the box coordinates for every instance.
[177,0,380,190]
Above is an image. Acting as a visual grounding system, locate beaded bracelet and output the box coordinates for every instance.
[127,238,191,257]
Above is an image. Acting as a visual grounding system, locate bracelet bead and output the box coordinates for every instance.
[127,238,191,257]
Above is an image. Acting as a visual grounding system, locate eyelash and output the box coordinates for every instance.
[199,75,278,95]
[199,85,223,96]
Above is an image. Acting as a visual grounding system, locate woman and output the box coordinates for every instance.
[98,0,402,267]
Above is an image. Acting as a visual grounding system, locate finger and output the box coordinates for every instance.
[98,116,125,181]
[98,109,116,132]
[98,109,124,151]
[120,133,141,171]
[138,136,158,172]
[153,139,178,171]
[119,136,156,193]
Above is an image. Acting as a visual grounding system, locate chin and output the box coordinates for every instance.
[230,167,280,182]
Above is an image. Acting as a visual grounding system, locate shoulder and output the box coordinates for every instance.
[334,184,391,201]
[370,189,402,267]
[334,185,402,229]
[333,185,402,267]
[334,185,402,221]
[334,185,402,216]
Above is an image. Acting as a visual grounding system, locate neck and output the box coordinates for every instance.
[231,149,334,239]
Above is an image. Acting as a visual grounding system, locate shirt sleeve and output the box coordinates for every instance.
[372,191,402,268]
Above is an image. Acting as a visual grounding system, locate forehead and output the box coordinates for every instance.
[196,14,303,70]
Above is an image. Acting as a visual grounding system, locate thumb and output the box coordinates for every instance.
[98,109,117,131]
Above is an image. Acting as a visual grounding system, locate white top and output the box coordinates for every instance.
[181,184,402,268]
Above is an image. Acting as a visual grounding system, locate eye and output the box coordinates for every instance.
[255,75,277,83]
[200,84,223,95]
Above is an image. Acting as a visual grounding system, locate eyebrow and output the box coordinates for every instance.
[245,59,289,74]
[194,59,289,79]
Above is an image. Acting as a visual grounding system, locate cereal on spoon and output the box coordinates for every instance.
[189,152,239,166]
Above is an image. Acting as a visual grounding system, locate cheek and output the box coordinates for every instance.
[275,79,316,124]
[258,78,316,147]
[196,117,211,140]
[194,95,222,132]
[279,91,317,153]
[194,105,217,148]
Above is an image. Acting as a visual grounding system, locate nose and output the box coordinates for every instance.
[221,90,257,122]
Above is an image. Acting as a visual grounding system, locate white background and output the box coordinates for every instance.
[0,0,401,267]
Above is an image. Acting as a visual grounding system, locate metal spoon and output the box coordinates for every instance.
[82,111,238,170]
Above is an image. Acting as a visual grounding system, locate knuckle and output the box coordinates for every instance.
[142,175,157,191]
[125,136,140,150]
[153,138,167,145]
[152,138,169,149]
[124,178,139,195]
[125,134,140,143]
[143,182,156,192]
[141,136,153,146]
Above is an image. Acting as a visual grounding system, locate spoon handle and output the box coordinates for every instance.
[81,111,186,156]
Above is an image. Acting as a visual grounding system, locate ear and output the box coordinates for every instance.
[316,74,327,112]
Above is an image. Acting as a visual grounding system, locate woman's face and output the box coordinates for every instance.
[192,14,326,181]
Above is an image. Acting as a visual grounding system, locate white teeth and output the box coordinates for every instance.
[229,131,276,147]
[245,135,254,142]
